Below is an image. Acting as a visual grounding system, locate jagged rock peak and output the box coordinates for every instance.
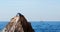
[2,13,35,32]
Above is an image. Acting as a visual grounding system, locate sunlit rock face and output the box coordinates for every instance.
[3,13,34,32]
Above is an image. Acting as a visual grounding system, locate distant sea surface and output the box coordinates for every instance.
[0,21,60,32]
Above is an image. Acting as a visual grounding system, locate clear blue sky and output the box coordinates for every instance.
[0,0,60,21]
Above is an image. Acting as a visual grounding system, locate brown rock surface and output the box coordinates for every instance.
[3,13,34,32]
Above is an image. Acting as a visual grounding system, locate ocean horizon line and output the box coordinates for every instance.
[0,21,60,22]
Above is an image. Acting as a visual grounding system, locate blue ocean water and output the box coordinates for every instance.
[0,21,60,32]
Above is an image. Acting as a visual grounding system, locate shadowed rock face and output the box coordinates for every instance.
[3,13,34,32]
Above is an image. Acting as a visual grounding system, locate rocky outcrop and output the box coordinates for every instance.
[2,13,34,32]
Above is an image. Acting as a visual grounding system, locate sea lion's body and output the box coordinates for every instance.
[2,13,34,32]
